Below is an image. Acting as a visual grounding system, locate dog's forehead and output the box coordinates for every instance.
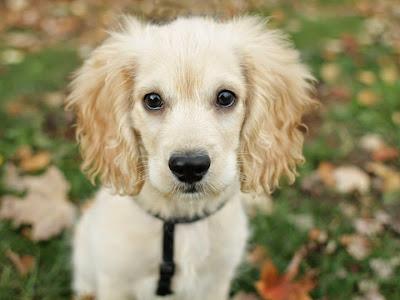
[134,23,243,100]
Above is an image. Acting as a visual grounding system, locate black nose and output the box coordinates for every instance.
[168,154,211,184]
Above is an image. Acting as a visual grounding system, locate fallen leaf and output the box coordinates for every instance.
[322,39,342,60]
[1,49,25,64]
[357,89,379,106]
[255,247,317,300]
[366,162,400,193]
[328,86,351,101]
[357,70,376,85]
[19,150,52,172]
[333,166,370,194]
[392,111,400,125]
[359,134,386,152]
[355,279,386,300]
[317,162,336,187]
[372,146,398,161]
[0,166,76,241]
[369,258,400,279]
[339,234,372,260]
[380,66,399,85]
[341,33,359,56]
[320,63,340,83]
[308,228,328,243]
[16,145,33,161]
[354,218,384,236]
[288,214,314,232]
[3,163,26,192]
[6,249,35,277]
[354,290,386,300]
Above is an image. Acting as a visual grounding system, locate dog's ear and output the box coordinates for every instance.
[232,17,317,194]
[66,17,145,195]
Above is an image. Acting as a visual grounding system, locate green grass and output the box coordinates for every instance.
[1,2,400,299]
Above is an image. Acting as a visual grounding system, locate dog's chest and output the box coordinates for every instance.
[88,193,247,299]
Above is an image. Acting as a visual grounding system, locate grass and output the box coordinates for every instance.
[1,1,400,299]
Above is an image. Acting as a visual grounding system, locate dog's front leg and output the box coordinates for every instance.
[203,275,232,300]
[96,273,130,300]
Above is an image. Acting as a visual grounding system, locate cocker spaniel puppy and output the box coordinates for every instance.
[67,15,315,300]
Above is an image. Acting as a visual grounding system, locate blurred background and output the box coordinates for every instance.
[0,0,399,299]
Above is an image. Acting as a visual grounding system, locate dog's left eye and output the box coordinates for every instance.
[216,90,236,108]
[144,93,164,110]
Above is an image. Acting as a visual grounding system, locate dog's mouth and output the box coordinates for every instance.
[179,183,202,194]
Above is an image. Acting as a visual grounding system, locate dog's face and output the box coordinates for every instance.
[131,28,246,198]
[67,16,315,208]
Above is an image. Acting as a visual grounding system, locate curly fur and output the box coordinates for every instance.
[67,15,316,300]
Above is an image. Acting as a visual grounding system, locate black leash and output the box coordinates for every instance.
[150,202,228,296]
[156,221,176,296]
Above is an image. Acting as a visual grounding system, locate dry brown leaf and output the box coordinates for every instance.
[255,258,317,300]
[339,234,372,260]
[255,244,318,300]
[0,166,76,241]
[366,162,400,193]
[308,228,328,243]
[6,249,35,277]
[16,145,33,161]
[19,150,52,172]
[372,146,399,161]
[333,166,370,194]
[317,162,336,187]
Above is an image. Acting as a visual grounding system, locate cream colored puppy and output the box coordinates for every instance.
[68,16,315,300]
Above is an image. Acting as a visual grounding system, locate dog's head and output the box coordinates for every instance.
[67,16,315,206]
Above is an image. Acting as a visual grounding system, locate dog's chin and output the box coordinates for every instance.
[180,184,202,194]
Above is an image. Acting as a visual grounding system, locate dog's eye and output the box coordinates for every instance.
[216,90,236,108]
[143,93,163,110]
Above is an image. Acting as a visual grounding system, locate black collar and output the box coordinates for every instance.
[143,201,227,296]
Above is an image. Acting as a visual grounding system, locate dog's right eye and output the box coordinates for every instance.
[143,93,164,110]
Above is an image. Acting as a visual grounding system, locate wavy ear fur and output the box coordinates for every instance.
[66,17,145,195]
[233,17,317,194]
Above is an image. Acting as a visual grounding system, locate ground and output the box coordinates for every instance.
[0,0,399,299]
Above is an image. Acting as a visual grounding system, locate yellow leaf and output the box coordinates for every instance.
[357,89,379,106]
[380,66,399,85]
[19,150,52,172]
[357,70,376,85]
[320,63,340,83]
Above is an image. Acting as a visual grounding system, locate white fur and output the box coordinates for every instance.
[73,186,247,300]
[69,15,315,300]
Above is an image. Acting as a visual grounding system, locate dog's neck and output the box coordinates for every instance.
[133,178,240,221]
[132,179,240,296]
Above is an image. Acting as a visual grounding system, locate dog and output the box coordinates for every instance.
[67,15,315,300]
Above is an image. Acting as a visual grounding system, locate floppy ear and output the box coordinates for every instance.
[233,17,317,194]
[66,18,145,195]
